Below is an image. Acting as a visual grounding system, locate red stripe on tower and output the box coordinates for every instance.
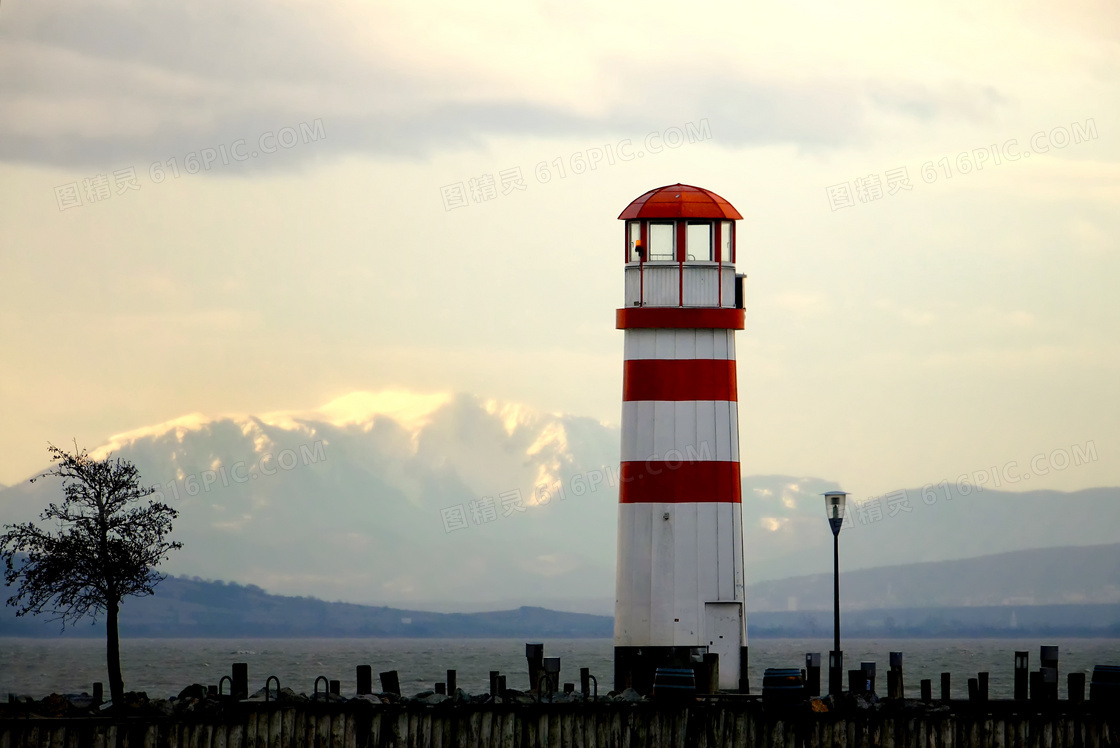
[618,460,742,503]
[622,359,737,402]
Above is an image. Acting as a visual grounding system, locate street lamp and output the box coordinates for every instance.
[823,491,848,696]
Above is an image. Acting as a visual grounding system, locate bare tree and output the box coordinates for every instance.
[1,442,181,704]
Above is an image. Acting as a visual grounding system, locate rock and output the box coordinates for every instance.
[38,694,71,717]
[451,688,470,704]
[417,693,448,705]
[618,688,644,702]
[810,698,829,713]
[122,692,150,710]
[352,694,382,705]
[501,689,535,705]
[66,694,96,711]
[307,692,347,704]
[151,699,174,716]
[177,684,207,701]
[174,697,200,713]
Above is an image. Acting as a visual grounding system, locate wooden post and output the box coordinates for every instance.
[968,678,979,704]
[92,683,104,705]
[446,670,457,694]
[739,646,751,694]
[829,651,844,696]
[941,672,951,701]
[232,663,249,700]
[978,672,989,704]
[329,680,340,696]
[379,671,400,696]
[526,643,544,693]
[435,683,446,695]
[563,683,575,694]
[920,679,932,703]
[861,662,876,695]
[848,670,863,694]
[1041,646,1059,701]
[704,653,720,695]
[356,665,372,695]
[805,653,822,698]
[1014,651,1029,701]
[1069,672,1086,703]
[490,671,500,699]
[890,652,904,699]
[1030,670,1042,704]
[497,675,507,699]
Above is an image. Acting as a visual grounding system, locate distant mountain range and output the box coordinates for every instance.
[4,544,1119,638]
[1,389,1118,612]
[749,543,1120,611]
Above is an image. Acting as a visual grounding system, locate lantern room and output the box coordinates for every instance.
[618,184,745,309]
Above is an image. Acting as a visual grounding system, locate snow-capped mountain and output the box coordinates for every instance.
[2,389,1118,613]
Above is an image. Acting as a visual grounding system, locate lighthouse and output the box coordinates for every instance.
[613,184,747,694]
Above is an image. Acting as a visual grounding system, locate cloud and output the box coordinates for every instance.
[0,0,1007,169]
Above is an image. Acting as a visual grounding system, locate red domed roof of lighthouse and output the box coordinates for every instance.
[618,183,742,220]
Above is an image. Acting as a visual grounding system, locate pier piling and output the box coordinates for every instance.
[378,671,400,696]
[356,666,372,696]
[889,652,904,699]
[805,653,822,698]
[233,663,249,700]
[1014,651,1029,701]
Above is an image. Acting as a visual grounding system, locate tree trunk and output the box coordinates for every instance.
[106,599,125,704]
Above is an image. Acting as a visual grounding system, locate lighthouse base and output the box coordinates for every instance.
[614,646,710,695]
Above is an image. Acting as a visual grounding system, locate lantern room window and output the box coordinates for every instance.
[721,221,734,263]
[648,222,675,261]
[686,222,712,261]
[627,221,642,262]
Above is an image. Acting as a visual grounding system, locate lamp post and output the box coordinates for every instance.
[824,491,848,696]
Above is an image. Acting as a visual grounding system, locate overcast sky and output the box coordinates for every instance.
[1,0,1117,498]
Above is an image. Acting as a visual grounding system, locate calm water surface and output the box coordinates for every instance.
[2,638,1118,700]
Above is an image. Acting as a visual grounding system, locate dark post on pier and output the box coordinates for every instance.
[232,663,248,700]
[378,670,400,696]
[1014,651,1029,701]
[888,652,904,699]
[805,653,822,697]
[1041,645,1060,701]
[356,665,372,696]
[526,643,544,693]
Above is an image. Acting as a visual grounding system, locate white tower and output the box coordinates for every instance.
[613,184,747,694]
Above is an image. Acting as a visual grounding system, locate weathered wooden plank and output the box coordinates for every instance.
[291,710,305,748]
[282,710,296,748]
[245,713,259,748]
[331,713,345,748]
[228,722,244,748]
[344,712,358,748]
[49,725,67,748]
[368,712,381,748]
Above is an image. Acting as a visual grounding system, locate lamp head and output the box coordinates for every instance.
[823,491,849,536]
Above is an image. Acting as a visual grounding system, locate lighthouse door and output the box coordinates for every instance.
[704,601,743,690]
